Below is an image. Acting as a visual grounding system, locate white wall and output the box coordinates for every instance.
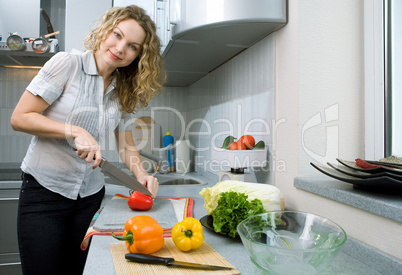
[275,0,402,260]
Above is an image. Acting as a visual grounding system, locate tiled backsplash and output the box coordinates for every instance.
[0,68,40,163]
[1,34,275,181]
[186,34,275,178]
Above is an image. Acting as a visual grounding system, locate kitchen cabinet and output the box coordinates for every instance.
[0,0,41,38]
[156,0,171,51]
[161,0,288,87]
[114,0,156,19]
[65,0,112,53]
[0,183,22,275]
[113,0,170,50]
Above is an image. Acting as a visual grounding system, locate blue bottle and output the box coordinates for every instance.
[163,132,175,171]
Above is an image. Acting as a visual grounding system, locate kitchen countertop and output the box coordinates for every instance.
[82,172,388,275]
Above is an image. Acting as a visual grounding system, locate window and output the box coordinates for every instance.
[385,0,402,156]
[364,0,401,159]
[364,0,385,160]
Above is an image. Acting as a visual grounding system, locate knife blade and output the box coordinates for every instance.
[125,253,233,270]
[99,158,153,196]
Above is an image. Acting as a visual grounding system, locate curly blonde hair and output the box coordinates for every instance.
[84,5,166,113]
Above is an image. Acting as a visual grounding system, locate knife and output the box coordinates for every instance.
[125,253,233,270]
[99,158,153,196]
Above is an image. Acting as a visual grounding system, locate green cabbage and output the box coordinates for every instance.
[199,180,284,215]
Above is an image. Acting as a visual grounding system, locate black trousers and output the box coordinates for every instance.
[17,173,105,275]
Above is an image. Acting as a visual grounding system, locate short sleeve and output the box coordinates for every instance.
[26,52,72,105]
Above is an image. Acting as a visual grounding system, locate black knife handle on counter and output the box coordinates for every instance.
[125,253,175,266]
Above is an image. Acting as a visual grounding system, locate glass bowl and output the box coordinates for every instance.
[237,211,347,274]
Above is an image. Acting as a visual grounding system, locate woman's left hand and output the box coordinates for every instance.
[137,174,159,198]
[114,131,159,197]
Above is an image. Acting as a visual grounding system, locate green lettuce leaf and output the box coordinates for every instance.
[222,135,236,149]
[212,191,265,238]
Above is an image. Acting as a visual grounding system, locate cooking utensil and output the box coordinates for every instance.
[41,9,56,38]
[99,157,153,196]
[125,253,233,270]
[6,33,25,51]
[32,31,60,54]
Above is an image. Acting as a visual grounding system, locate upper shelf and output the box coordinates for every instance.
[161,0,288,87]
[0,50,55,67]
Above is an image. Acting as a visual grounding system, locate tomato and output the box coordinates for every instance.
[238,135,255,150]
[228,141,246,150]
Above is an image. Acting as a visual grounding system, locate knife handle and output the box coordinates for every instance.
[125,253,175,266]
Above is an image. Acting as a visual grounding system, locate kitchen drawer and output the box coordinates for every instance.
[0,188,22,275]
[0,165,22,180]
[0,189,20,253]
[0,253,22,275]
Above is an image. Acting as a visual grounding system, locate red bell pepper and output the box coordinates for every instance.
[128,191,154,211]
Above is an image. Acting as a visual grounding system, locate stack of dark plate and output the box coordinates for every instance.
[311,157,402,192]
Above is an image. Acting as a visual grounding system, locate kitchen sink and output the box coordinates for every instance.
[154,173,207,186]
[159,178,202,185]
[103,168,207,187]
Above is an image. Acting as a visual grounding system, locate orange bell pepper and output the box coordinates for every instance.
[112,215,164,254]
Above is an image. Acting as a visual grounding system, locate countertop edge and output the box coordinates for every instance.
[342,236,402,274]
[294,177,402,223]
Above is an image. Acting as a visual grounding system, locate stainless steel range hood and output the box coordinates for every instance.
[162,21,286,87]
[161,0,288,87]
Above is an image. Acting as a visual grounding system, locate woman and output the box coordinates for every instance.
[10,5,165,275]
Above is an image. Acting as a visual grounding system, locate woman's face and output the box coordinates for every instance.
[97,19,146,70]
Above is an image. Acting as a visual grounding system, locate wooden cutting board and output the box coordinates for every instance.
[110,238,239,274]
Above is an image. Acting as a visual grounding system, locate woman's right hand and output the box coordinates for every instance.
[72,126,102,169]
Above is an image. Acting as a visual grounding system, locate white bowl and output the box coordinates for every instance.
[211,146,268,168]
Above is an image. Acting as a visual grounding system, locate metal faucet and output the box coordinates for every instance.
[139,146,171,174]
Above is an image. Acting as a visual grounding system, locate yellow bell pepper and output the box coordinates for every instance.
[172,217,204,252]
